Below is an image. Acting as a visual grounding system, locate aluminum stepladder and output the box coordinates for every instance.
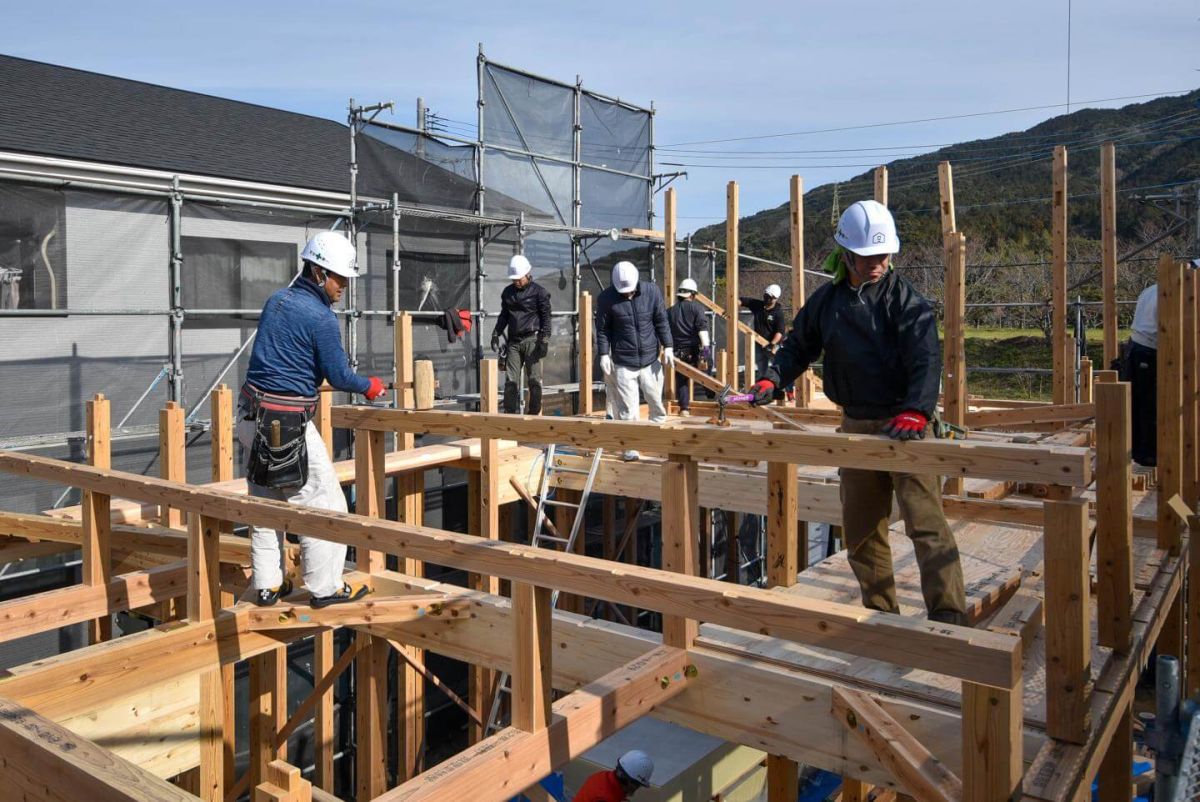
[483,443,604,736]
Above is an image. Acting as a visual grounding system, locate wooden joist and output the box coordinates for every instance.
[965,403,1094,429]
[243,595,467,631]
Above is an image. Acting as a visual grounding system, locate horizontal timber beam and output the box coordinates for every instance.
[244,594,469,631]
[0,451,1020,687]
[332,406,1091,486]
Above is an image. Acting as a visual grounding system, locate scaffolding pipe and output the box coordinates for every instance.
[168,178,184,404]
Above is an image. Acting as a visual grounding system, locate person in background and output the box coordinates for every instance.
[490,254,552,415]
[573,750,654,802]
[748,200,968,626]
[739,283,786,385]
[667,277,711,417]
[1121,282,1158,466]
[596,261,673,461]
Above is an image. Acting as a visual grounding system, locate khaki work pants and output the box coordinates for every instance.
[838,416,967,621]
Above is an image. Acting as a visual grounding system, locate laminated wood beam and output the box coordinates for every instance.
[331,406,1092,486]
[244,595,467,630]
[0,697,196,802]
[0,451,1022,687]
[83,392,112,643]
[379,646,694,802]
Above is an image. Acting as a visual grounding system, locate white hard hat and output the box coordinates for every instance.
[834,200,900,257]
[616,750,654,787]
[612,261,640,294]
[677,277,699,296]
[764,284,782,299]
[508,254,532,280]
[301,231,358,278]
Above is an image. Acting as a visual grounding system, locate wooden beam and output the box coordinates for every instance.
[961,681,1022,802]
[83,392,112,644]
[378,646,694,802]
[664,188,678,402]
[673,356,726,395]
[874,166,888,206]
[1188,515,1200,697]
[0,696,196,801]
[1158,253,1185,552]
[1044,497,1092,743]
[726,180,739,386]
[353,425,387,799]
[159,401,186,529]
[275,637,366,748]
[211,386,237,792]
[1184,267,1199,511]
[1079,357,1093,405]
[1100,142,1119,367]
[310,392,334,793]
[1096,698,1132,802]
[250,641,286,789]
[661,454,700,648]
[1052,145,1069,405]
[790,174,812,407]
[512,582,552,732]
[831,685,962,802]
[692,291,770,348]
[964,403,1094,429]
[0,450,1024,687]
[469,359,501,745]
[244,595,466,630]
[766,457,800,800]
[938,162,956,236]
[190,512,224,801]
[579,291,594,415]
[944,232,967,496]
[255,760,312,802]
[1095,381,1133,653]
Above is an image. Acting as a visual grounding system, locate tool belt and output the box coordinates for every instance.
[240,384,318,489]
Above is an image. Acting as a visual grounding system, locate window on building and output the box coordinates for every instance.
[181,237,295,327]
[0,185,68,311]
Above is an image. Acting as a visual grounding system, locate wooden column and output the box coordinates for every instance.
[725,181,739,386]
[1044,496,1091,743]
[943,232,967,496]
[937,162,956,269]
[82,393,111,643]
[1052,145,1070,405]
[189,514,223,801]
[1095,381,1134,653]
[1097,700,1133,802]
[1078,357,1093,404]
[250,648,287,790]
[1189,515,1200,697]
[1158,254,1184,553]
[766,457,799,801]
[512,582,552,732]
[579,291,594,415]
[210,386,237,792]
[961,681,1023,802]
[664,188,678,402]
[1100,142,1119,367]
[744,329,756,385]
[661,454,699,648]
[469,360,501,743]
[311,388,335,792]
[873,165,888,206]
[159,400,186,528]
[1183,268,1198,511]
[354,427,387,799]
[790,175,812,407]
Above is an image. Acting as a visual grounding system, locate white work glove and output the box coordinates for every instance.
[600,354,613,375]
[661,347,675,368]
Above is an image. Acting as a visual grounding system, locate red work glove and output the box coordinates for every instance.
[884,410,927,441]
[363,376,387,401]
[749,378,775,406]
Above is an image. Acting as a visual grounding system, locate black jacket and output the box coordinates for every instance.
[765,271,941,420]
[740,297,786,342]
[493,281,551,342]
[667,299,707,348]
[596,281,672,369]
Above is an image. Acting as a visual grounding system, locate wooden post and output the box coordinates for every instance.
[413,360,435,410]
[469,360,501,743]
[579,291,593,415]
[661,454,699,648]
[250,646,286,789]
[1095,382,1134,653]
[726,181,739,386]
[766,457,799,800]
[354,427,387,799]
[790,175,812,407]
[1100,142,1119,367]
[1044,496,1092,743]
[744,329,756,385]
[1158,253,1184,553]
[1097,699,1133,802]
[1189,515,1200,697]
[189,514,223,801]
[943,232,967,496]
[664,187,678,402]
[159,400,186,528]
[961,681,1023,802]
[937,162,956,260]
[1078,357,1093,404]
[1183,268,1198,511]
[873,165,888,206]
[82,393,111,643]
[210,386,237,792]
[512,582,552,732]
[311,391,335,792]
[1052,145,1069,405]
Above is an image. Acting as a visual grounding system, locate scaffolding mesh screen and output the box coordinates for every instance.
[581,94,651,176]
[360,124,478,211]
[0,183,68,311]
[483,64,575,160]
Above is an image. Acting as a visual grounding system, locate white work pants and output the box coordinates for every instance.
[606,361,667,423]
[236,419,348,597]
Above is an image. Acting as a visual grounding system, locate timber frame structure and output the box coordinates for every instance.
[0,154,1197,802]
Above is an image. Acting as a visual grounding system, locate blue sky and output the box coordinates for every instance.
[2,0,1197,233]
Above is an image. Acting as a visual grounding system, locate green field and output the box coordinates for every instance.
[952,328,1127,401]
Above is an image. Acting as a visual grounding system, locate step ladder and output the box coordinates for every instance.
[483,444,604,736]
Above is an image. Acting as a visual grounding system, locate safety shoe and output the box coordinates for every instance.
[253,579,293,607]
[679,409,691,417]
[310,582,371,609]
[928,609,968,627]
[622,449,640,462]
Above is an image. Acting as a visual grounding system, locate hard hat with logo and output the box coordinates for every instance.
[301,232,359,278]
[677,277,699,296]
[612,261,640,294]
[616,749,654,787]
[508,254,532,280]
[764,284,782,299]
[834,200,900,257]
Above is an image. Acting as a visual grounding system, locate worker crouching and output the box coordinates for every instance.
[750,201,968,625]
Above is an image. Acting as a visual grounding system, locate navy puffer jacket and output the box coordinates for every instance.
[595,281,673,369]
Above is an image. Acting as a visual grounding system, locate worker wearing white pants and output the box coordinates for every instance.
[605,361,668,424]
[236,419,349,598]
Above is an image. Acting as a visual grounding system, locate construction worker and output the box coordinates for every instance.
[667,277,711,416]
[748,201,968,625]
[739,283,786,382]
[573,750,654,801]
[596,261,673,461]
[1120,282,1158,466]
[491,254,552,415]
[238,231,384,608]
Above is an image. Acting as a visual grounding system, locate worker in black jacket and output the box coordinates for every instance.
[491,254,552,414]
[739,283,786,382]
[667,278,711,416]
[749,200,967,626]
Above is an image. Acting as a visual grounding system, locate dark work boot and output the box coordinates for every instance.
[253,578,293,607]
[526,382,543,415]
[310,582,371,609]
[503,381,520,414]
[928,608,969,627]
